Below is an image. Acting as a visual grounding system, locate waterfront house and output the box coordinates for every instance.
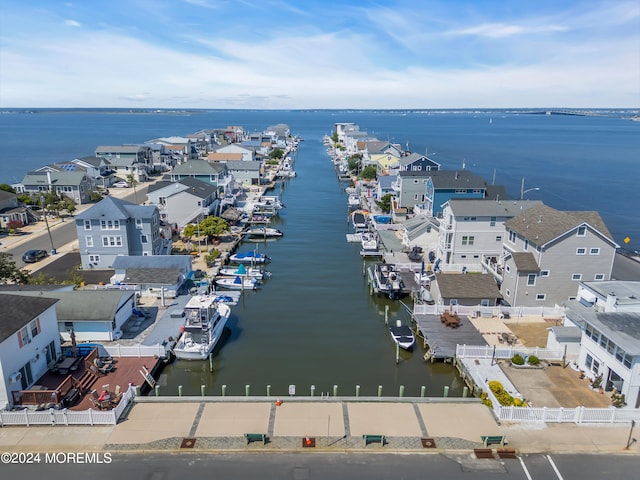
[400,214,440,255]
[146,177,220,227]
[225,160,263,187]
[562,280,640,409]
[497,204,618,307]
[110,255,192,299]
[394,170,490,217]
[95,145,153,183]
[19,170,93,205]
[398,152,440,172]
[0,190,33,229]
[169,159,232,194]
[146,136,198,165]
[430,272,502,307]
[212,143,255,162]
[371,153,401,174]
[71,156,114,189]
[375,174,397,200]
[437,199,543,272]
[144,143,176,173]
[5,289,136,342]
[0,293,60,409]
[75,196,162,270]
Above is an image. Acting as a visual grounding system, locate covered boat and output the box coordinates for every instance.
[389,320,416,350]
[229,251,271,264]
[218,263,268,280]
[215,275,260,290]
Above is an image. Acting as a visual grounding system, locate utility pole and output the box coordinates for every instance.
[40,195,56,254]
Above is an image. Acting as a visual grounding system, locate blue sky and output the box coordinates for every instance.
[1,0,638,108]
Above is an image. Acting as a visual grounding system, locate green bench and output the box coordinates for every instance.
[363,434,386,446]
[244,433,268,445]
[481,435,506,447]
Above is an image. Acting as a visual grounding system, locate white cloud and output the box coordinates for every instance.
[64,19,81,27]
[447,23,567,38]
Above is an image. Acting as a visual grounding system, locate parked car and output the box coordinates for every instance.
[112,181,130,188]
[22,249,49,263]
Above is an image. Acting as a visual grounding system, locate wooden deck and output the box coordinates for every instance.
[19,355,162,411]
[414,313,487,360]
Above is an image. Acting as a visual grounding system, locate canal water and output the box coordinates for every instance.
[157,135,463,398]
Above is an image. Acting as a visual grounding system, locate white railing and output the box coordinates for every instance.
[102,344,167,358]
[456,344,564,360]
[497,405,640,424]
[0,385,136,427]
[414,303,565,318]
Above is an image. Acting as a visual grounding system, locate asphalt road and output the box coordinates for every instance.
[0,452,638,480]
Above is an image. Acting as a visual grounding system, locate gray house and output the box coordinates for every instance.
[147,177,220,228]
[19,170,93,205]
[71,156,113,188]
[0,190,33,228]
[499,204,618,307]
[225,160,263,187]
[95,145,152,183]
[75,196,162,269]
[430,273,502,307]
[110,255,193,298]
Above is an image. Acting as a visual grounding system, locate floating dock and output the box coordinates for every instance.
[413,313,487,361]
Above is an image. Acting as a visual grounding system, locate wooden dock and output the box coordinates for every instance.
[413,313,487,360]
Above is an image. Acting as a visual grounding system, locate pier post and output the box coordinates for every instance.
[378,385,383,397]
[201,385,206,396]
[399,385,405,398]
[267,384,271,397]
[154,385,160,397]
[443,386,449,398]
[333,385,338,397]
[395,342,400,364]
[221,384,227,396]
[135,385,141,396]
[209,353,214,372]
[355,385,360,397]
[384,305,389,325]
[310,385,315,397]
[245,384,250,397]
[420,386,426,397]
[178,385,183,397]
[463,386,469,398]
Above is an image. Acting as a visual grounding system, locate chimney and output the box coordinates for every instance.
[46,171,52,187]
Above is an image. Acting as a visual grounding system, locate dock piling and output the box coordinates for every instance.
[245,384,250,397]
[378,385,383,397]
[420,386,426,397]
[221,384,227,396]
[201,385,206,396]
[178,385,183,397]
[355,385,360,397]
[267,384,271,396]
[399,385,405,397]
[333,385,338,397]
[443,386,449,398]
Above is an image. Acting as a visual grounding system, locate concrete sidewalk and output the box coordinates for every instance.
[1,400,637,455]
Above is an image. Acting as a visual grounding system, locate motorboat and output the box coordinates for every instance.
[244,227,283,238]
[361,231,378,251]
[389,320,416,350]
[348,194,361,209]
[351,210,368,232]
[172,296,231,360]
[369,263,405,299]
[215,275,260,290]
[229,251,271,264]
[218,263,269,280]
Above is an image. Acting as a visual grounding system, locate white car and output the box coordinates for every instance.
[112,181,130,188]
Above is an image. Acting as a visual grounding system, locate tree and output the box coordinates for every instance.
[199,216,229,241]
[347,155,362,173]
[0,184,16,194]
[377,193,392,213]
[0,252,31,284]
[360,165,378,180]
[126,173,139,203]
[61,197,76,216]
[331,132,339,143]
[269,148,285,160]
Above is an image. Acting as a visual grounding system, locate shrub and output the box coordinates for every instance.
[480,391,493,409]
[527,355,540,365]
[512,353,525,365]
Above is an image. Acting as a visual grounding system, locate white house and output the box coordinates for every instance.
[0,294,61,409]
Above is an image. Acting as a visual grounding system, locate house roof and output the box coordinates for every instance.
[0,294,59,342]
[446,199,543,217]
[111,254,192,272]
[511,252,540,273]
[95,145,147,154]
[399,169,487,189]
[171,159,221,175]
[365,140,392,154]
[377,175,397,190]
[176,177,217,199]
[74,156,110,167]
[225,161,262,171]
[0,190,17,202]
[435,273,502,299]
[146,180,175,194]
[207,152,243,162]
[581,281,640,307]
[399,152,440,168]
[403,215,435,241]
[549,326,582,342]
[118,268,184,285]
[586,311,640,354]
[22,170,88,187]
[75,196,157,221]
[504,204,615,246]
[4,290,134,322]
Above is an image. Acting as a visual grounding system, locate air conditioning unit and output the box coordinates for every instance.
[9,372,22,383]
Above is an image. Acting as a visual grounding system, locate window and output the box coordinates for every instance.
[102,235,122,247]
[84,220,91,230]
[576,248,586,255]
[505,265,511,273]
[462,236,475,246]
[141,234,148,243]
[29,318,41,338]
[572,273,582,281]
[536,294,546,301]
[509,231,516,243]
[18,326,31,346]
[100,219,120,230]
[495,236,502,242]
[527,274,536,286]
[455,189,467,194]
[490,216,496,227]
[136,219,143,229]
[505,289,511,297]
[480,299,490,307]
[540,270,550,277]
[524,239,529,251]
[461,255,467,259]
[590,248,600,255]
[577,226,586,237]
[85,236,93,247]
[449,299,458,306]
[594,273,605,280]
[89,255,100,263]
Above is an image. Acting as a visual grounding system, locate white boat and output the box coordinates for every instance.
[348,193,361,208]
[172,296,231,360]
[229,251,271,264]
[351,210,368,232]
[369,263,405,299]
[244,227,283,238]
[218,263,268,280]
[279,158,297,178]
[215,275,260,290]
[361,231,378,251]
[389,320,416,350]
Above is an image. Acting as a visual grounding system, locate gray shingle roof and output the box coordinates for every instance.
[511,252,540,272]
[75,196,157,221]
[399,169,487,189]
[447,199,543,217]
[172,160,221,175]
[120,268,183,284]
[177,177,218,198]
[0,294,59,342]
[435,273,502,299]
[504,204,614,246]
[111,254,192,271]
